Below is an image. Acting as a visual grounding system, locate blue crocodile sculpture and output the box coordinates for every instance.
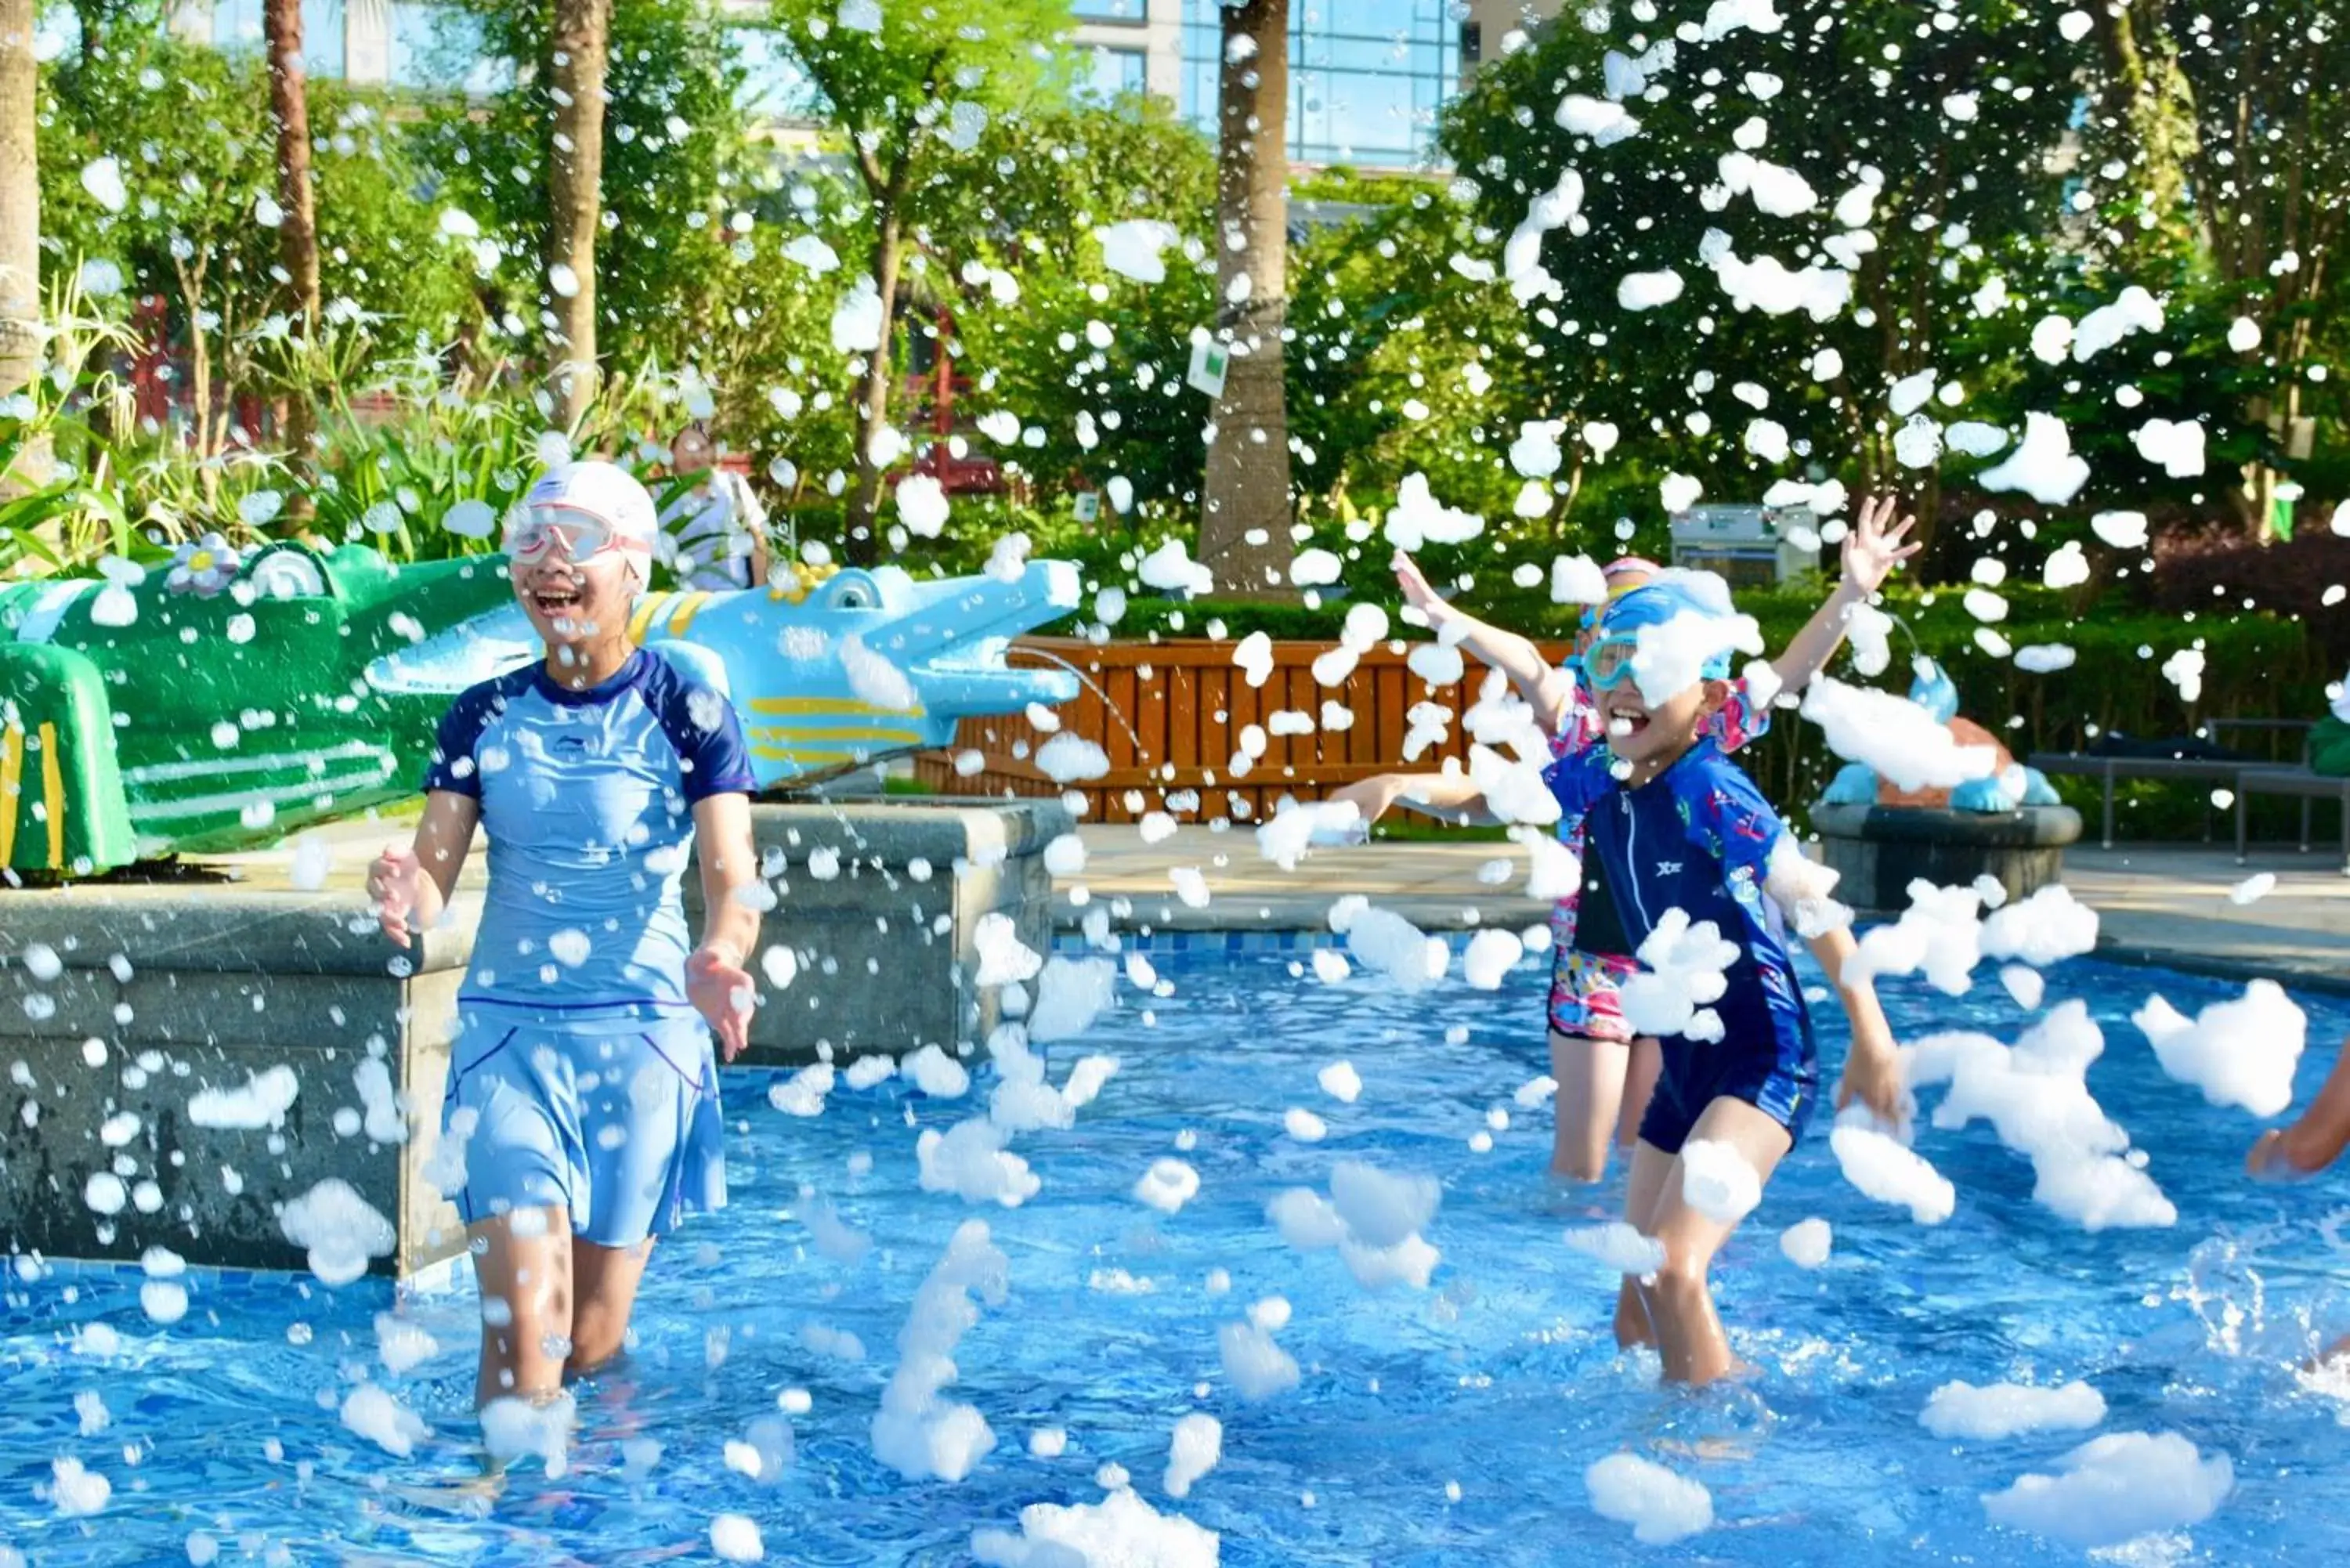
[1818,658,2063,813]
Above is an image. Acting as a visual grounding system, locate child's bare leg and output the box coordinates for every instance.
[1614,1137,1676,1350]
[1614,1036,1664,1150]
[1550,1028,1632,1182]
[1632,1099,1794,1386]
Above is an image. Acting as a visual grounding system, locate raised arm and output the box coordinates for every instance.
[1807,923,1904,1126]
[1326,770,1502,829]
[2249,1036,2350,1178]
[1394,551,1578,732]
[368,790,480,949]
[1766,495,1918,693]
[687,792,762,1061]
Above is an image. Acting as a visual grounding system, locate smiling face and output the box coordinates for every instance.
[1596,667,1726,769]
[512,540,639,659]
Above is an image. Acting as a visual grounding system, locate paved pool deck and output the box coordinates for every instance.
[182,813,2350,994]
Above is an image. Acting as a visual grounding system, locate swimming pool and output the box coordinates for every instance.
[2,948,2347,1565]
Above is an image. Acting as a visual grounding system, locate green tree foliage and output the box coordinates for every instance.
[421,0,752,376]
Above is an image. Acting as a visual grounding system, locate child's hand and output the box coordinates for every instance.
[367,844,421,948]
[1836,1023,1907,1129]
[1392,551,1452,624]
[1839,494,1920,597]
[687,942,756,1062]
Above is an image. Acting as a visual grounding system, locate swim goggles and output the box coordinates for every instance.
[504,506,640,566]
[1580,631,1643,690]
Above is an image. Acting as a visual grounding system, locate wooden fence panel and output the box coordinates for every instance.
[912,637,1575,824]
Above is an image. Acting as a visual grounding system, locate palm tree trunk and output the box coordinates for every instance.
[0,0,44,481]
[1197,0,1295,599]
[264,0,321,504]
[547,0,610,429]
[844,209,902,567]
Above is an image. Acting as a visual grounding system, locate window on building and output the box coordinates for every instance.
[1072,0,1149,20]
[1177,0,1462,168]
[732,27,822,122]
[208,0,351,81]
[388,2,506,94]
[1082,45,1149,103]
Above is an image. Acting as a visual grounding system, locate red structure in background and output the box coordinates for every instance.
[124,293,269,446]
[895,304,1003,497]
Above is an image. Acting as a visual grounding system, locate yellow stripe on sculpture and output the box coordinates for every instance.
[0,725,21,865]
[38,721,64,869]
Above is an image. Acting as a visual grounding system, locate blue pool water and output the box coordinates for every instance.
[4,950,2350,1565]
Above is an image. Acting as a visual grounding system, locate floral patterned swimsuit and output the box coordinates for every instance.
[1544,676,1766,1042]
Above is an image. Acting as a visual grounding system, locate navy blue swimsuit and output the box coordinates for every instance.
[1545,738,1818,1154]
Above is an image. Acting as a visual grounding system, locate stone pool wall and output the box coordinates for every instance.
[0,799,1069,1277]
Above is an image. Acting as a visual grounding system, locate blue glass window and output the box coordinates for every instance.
[1083,45,1150,103]
[1178,0,1461,168]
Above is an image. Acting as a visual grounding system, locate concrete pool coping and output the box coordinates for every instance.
[1050,830,2350,999]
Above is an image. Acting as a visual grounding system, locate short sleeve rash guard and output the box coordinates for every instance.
[421,649,756,1017]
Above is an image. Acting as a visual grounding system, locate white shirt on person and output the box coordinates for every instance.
[659,469,767,591]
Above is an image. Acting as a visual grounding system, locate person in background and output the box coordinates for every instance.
[367,459,761,1436]
[660,421,771,591]
[1329,497,1917,1183]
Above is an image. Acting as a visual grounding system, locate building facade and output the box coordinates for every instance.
[157,0,1567,168]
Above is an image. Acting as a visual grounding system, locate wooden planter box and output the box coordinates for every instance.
[913,635,1576,825]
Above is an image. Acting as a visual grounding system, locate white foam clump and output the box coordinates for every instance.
[1269,1161,1441,1291]
[1284,1107,1327,1142]
[1549,554,1608,605]
[1979,413,2091,504]
[1979,883,2099,966]
[47,1456,110,1516]
[1137,537,1213,595]
[188,1065,301,1130]
[2070,287,2164,360]
[1849,878,1986,995]
[1708,244,1850,321]
[1134,1158,1202,1216]
[1163,1413,1222,1499]
[1620,909,1739,1043]
[1716,151,1817,215]
[1921,1379,2106,1441]
[1626,602,1765,708]
[710,1514,765,1563]
[1780,1218,1831,1267]
[2134,416,2208,478]
[2090,510,2149,551]
[1462,928,1524,992]
[1318,1060,1363,1103]
[1036,733,1112,784]
[1564,1221,1667,1275]
[278,1178,396,1285]
[1256,799,1365,871]
[1219,1308,1301,1402]
[1555,94,1640,145]
[481,1390,573,1478]
[974,912,1045,987]
[1029,956,1119,1042]
[1340,905,1447,989]
[972,1486,1220,1566]
[1381,471,1485,551]
[1678,1139,1763,1223]
[2015,643,2076,674]
[1504,168,1583,302]
[902,1043,972,1099]
[1585,1453,1712,1545]
[985,1020,1120,1134]
[843,634,920,711]
[1906,1002,2175,1231]
[872,1221,1010,1483]
[1802,677,1998,792]
[768,1060,836,1117]
[2132,978,2306,1117]
[803,1194,872,1266]
[1980,1431,2232,1550]
[1829,1121,1955,1224]
[919,1118,1040,1208]
[341,1382,431,1458]
[1095,219,1180,284]
[846,1054,896,1090]
[1616,269,1683,310]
